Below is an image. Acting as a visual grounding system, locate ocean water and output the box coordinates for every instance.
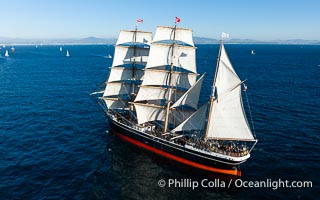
[0,44,319,199]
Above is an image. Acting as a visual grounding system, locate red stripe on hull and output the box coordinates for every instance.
[114,131,241,176]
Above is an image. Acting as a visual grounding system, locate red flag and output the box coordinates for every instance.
[137,19,143,23]
[175,16,181,23]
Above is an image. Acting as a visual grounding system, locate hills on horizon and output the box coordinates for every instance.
[1,36,319,45]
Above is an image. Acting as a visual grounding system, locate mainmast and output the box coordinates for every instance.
[163,23,177,133]
[133,20,197,129]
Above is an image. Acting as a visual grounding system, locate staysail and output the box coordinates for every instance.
[171,103,208,133]
[171,73,205,110]
[102,29,152,110]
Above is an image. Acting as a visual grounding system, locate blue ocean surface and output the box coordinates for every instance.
[0,44,319,199]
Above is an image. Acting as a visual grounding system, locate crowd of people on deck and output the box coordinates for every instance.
[111,111,249,157]
[184,137,249,157]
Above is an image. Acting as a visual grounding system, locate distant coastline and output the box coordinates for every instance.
[1,36,319,45]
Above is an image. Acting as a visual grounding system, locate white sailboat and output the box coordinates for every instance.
[251,50,255,55]
[66,50,70,57]
[5,50,9,57]
[60,46,63,52]
[105,54,112,59]
[95,23,257,176]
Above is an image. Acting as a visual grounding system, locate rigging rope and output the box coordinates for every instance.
[244,89,256,138]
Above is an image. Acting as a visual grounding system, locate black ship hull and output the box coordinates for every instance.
[108,118,243,176]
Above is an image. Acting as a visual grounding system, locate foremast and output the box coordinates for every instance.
[102,26,152,111]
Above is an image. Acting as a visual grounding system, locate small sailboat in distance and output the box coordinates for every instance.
[60,46,63,52]
[66,50,70,57]
[11,47,15,53]
[251,50,255,55]
[5,50,9,57]
[105,54,112,59]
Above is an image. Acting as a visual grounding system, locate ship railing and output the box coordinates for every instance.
[111,110,135,127]
[170,135,184,140]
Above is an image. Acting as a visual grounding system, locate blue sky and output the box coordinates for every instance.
[1,0,320,40]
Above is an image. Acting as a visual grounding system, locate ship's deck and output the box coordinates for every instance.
[109,110,249,158]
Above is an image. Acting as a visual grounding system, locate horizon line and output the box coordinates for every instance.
[1,36,320,41]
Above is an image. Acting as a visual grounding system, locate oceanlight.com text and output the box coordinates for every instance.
[233,179,312,190]
[157,178,313,190]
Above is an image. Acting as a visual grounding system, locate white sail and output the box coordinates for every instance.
[116,30,152,45]
[171,73,205,109]
[135,86,168,102]
[172,104,208,133]
[5,50,9,57]
[146,43,197,73]
[206,87,254,140]
[141,69,196,89]
[102,97,128,109]
[215,44,241,98]
[66,50,70,57]
[134,86,185,102]
[107,67,144,83]
[206,43,254,141]
[103,82,131,97]
[153,26,194,46]
[135,69,196,102]
[135,104,166,124]
[112,46,150,67]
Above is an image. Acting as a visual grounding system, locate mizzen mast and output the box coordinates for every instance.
[204,33,256,142]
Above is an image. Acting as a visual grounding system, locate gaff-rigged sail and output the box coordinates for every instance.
[205,43,255,141]
[102,29,152,110]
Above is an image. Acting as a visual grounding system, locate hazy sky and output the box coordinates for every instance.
[1,0,319,40]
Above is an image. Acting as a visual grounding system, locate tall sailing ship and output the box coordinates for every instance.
[94,22,257,176]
